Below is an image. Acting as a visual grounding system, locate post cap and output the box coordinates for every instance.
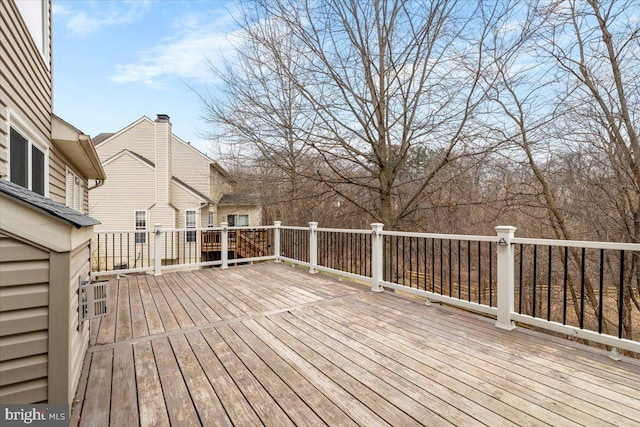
[494,226,517,233]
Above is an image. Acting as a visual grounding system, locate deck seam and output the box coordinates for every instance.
[86,291,364,353]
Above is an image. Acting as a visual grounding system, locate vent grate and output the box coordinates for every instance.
[80,278,109,322]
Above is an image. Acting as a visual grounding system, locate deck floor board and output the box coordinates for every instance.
[72,264,640,426]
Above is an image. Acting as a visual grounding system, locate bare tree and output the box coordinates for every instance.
[209,0,514,229]
[485,0,639,337]
[202,5,319,224]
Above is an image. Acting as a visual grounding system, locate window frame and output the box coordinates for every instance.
[7,114,49,196]
[134,210,147,244]
[185,209,197,243]
[207,211,215,227]
[227,214,250,227]
[65,167,85,213]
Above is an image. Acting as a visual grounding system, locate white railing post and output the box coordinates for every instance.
[221,222,229,269]
[309,222,318,273]
[274,221,281,262]
[495,226,517,330]
[371,223,384,292]
[154,223,162,276]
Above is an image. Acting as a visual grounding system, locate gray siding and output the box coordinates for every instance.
[0,0,52,180]
[0,233,50,404]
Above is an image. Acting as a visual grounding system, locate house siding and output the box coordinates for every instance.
[67,242,90,403]
[218,205,263,227]
[0,0,52,180]
[172,137,210,197]
[90,154,155,231]
[171,181,203,228]
[0,233,50,404]
[48,146,66,203]
[95,118,155,162]
[210,168,234,202]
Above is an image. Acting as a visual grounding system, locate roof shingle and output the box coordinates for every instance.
[218,193,261,206]
[0,180,100,228]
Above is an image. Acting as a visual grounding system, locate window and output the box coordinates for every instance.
[9,127,46,195]
[186,210,197,243]
[227,214,249,227]
[208,211,215,227]
[66,169,85,213]
[14,0,49,64]
[135,211,147,244]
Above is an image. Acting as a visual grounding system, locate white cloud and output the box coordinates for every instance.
[54,0,151,36]
[112,12,242,87]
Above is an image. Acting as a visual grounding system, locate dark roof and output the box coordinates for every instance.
[172,176,214,203]
[218,193,261,206]
[93,133,115,145]
[0,180,100,228]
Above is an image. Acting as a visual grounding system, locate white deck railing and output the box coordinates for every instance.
[91,221,640,356]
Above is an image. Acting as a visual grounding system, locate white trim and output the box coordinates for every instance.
[227,213,250,227]
[43,0,51,69]
[134,210,148,244]
[102,150,155,170]
[512,237,640,251]
[65,166,85,213]
[7,109,49,197]
[185,209,198,243]
[511,313,640,355]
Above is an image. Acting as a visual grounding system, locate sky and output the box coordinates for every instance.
[52,0,242,156]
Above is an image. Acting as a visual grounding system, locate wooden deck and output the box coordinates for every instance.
[72,263,640,426]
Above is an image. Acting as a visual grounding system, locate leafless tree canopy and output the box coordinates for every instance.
[203,0,639,239]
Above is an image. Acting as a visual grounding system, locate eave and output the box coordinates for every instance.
[51,115,107,181]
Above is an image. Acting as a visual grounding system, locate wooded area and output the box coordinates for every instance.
[201,0,639,342]
[204,0,638,243]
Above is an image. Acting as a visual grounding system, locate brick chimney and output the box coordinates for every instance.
[155,114,172,205]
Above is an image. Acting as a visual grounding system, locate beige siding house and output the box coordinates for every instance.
[90,114,262,264]
[0,0,106,405]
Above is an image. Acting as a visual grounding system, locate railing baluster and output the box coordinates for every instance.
[547,245,552,321]
[457,240,461,299]
[449,239,452,297]
[467,240,471,302]
[598,248,604,334]
[518,244,524,314]
[618,250,625,339]
[477,241,481,305]
[532,245,538,318]
[562,246,568,325]
[433,239,436,293]
[440,239,444,295]
[409,236,413,288]
[580,247,585,329]
[488,241,492,306]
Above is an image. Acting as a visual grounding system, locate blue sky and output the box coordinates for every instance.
[53,0,241,156]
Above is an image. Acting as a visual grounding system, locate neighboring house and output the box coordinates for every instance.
[0,0,107,405]
[89,114,262,265]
